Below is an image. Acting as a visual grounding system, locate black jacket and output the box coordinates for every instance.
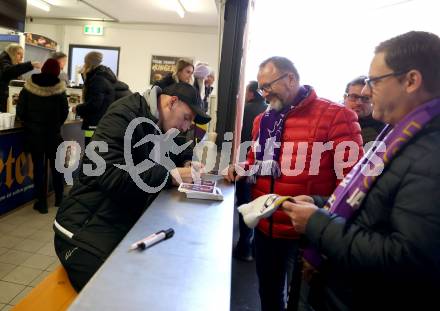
[358,114,385,144]
[54,92,188,259]
[114,80,132,100]
[153,73,176,90]
[306,116,440,310]
[241,96,267,143]
[76,65,117,130]
[16,74,68,155]
[0,51,33,112]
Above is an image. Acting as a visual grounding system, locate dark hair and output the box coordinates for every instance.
[375,31,440,94]
[247,80,262,100]
[259,56,300,81]
[51,51,67,60]
[345,75,367,93]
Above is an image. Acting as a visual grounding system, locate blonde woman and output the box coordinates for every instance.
[154,58,194,89]
[0,43,41,112]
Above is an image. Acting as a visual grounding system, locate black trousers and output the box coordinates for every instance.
[31,151,64,205]
[235,179,254,249]
[54,236,104,292]
[255,229,299,311]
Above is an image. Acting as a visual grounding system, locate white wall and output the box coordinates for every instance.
[245,0,440,103]
[25,22,219,93]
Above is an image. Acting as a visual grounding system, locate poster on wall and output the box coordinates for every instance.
[150,55,193,85]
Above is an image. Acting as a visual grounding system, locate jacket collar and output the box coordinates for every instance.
[24,77,66,97]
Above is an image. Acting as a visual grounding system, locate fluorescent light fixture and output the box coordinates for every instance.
[175,0,186,18]
[28,0,51,12]
[44,0,61,5]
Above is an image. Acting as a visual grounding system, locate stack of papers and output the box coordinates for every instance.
[178,180,223,201]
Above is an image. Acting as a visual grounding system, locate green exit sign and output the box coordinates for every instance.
[84,25,104,36]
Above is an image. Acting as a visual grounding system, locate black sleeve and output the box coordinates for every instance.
[1,61,33,80]
[311,195,328,208]
[305,150,440,282]
[75,77,105,116]
[16,88,28,122]
[83,106,171,206]
[59,92,69,124]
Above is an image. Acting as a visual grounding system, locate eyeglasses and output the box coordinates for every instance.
[258,73,289,94]
[364,70,409,89]
[345,93,371,103]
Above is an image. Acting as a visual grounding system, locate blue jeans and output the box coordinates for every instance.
[255,229,299,311]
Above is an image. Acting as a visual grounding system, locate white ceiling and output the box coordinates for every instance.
[26,0,219,26]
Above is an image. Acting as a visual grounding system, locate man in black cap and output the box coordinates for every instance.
[54,83,210,292]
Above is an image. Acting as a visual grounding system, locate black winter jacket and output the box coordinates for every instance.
[0,51,33,112]
[54,92,188,259]
[76,65,117,130]
[153,73,176,90]
[16,74,68,156]
[306,115,440,310]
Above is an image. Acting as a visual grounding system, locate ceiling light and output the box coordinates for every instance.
[28,0,51,12]
[175,0,186,18]
[44,0,61,5]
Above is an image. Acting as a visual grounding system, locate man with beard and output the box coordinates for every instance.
[226,56,363,311]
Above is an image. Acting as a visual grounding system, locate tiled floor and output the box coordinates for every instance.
[0,196,60,310]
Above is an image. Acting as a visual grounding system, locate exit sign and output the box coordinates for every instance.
[84,25,104,36]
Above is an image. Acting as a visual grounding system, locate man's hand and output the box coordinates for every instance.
[291,195,314,204]
[281,199,318,234]
[170,167,193,185]
[170,162,205,186]
[223,164,243,183]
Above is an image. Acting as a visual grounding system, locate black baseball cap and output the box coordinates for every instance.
[162,83,211,124]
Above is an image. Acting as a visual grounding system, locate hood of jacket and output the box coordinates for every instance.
[143,85,161,120]
[24,74,66,97]
[86,65,117,84]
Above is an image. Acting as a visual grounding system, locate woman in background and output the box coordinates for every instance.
[17,59,68,214]
[154,58,194,89]
[73,51,119,146]
[0,43,41,112]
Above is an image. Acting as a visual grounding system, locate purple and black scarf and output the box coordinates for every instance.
[303,97,440,268]
[248,85,310,183]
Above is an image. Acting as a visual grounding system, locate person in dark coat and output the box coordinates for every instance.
[343,75,385,144]
[233,81,267,261]
[0,43,41,112]
[282,31,440,311]
[73,51,122,146]
[54,83,211,292]
[17,59,68,214]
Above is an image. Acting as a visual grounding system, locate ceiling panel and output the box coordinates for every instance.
[26,0,218,26]
[27,0,108,20]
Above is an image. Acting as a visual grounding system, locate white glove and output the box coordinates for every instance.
[238,194,293,228]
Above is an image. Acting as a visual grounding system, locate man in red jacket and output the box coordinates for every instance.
[226,56,363,311]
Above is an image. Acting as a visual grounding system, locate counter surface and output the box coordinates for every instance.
[68,180,234,311]
[0,120,82,135]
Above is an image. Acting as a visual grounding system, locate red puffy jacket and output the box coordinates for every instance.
[247,88,363,239]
